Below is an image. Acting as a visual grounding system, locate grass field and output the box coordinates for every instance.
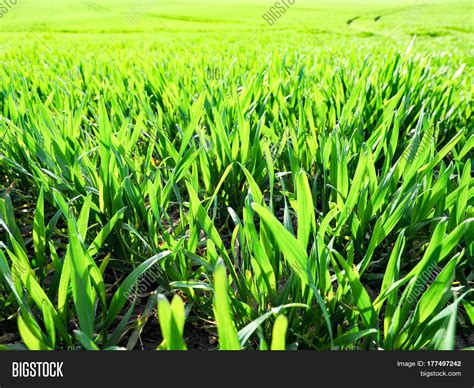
[0,0,472,350]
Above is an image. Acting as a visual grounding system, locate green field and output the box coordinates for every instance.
[1,0,473,32]
[0,1,472,351]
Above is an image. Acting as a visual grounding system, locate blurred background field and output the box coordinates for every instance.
[0,1,472,53]
[1,0,472,33]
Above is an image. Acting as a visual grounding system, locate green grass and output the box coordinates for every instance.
[0,0,472,351]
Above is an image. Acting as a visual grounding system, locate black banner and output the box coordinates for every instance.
[0,351,472,388]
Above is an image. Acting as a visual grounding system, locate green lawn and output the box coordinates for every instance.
[0,1,472,351]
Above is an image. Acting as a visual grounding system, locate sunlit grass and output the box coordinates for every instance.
[0,1,472,351]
